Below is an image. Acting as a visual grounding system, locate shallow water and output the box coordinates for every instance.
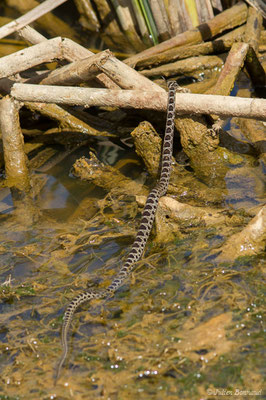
[0,129,265,400]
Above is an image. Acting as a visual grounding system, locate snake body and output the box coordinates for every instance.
[55,81,178,381]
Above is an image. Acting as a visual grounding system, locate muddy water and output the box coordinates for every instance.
[0,135,265,400]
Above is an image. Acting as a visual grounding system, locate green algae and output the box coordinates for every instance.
[0,120,265,400]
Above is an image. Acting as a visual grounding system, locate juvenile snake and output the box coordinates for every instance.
[55,81,178,381]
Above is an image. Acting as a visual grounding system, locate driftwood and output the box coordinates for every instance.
[0,95,39,224]
[207,42,249,96]
[72,154,149,198]
[131,121,184,180]
[244,8,265,87]
[0,0,68,39]
[125,2,248,67]
[136,195,237,229]
[236,118,266,165]
[130,121,225,205]
[0,4,264,261]
[0,8,264,192]
[135,25,246,69]
[3,0,79,43]
[244,6,263,53]
[10,84,266,121]
[71,151,224,244]
[140,55,224,78]
[0,96,29,188]
[215,205,266,262]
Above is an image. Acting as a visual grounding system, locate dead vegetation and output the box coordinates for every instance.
[0,1,265,398]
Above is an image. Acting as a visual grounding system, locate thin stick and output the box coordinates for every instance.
[0,0,68,39]
[10,84,266,121]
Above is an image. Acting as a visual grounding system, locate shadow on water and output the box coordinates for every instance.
[0,133,265,399]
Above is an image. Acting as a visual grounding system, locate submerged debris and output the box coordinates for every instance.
[0,1,265,398]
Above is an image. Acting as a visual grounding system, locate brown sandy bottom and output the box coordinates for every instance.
[0,140,264,400]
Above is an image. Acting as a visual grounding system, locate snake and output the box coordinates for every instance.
[55,81,178,382]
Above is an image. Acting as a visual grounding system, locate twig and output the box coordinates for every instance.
[0,0,68,39]
[10,84,266,121]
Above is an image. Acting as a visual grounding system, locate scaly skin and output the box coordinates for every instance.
[55,81,178,382]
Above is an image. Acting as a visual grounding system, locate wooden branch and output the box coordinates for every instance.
[244,6,263,53]
[207,42,249,96]
[0,32,164,91]
[28,50,113,86]
[0,37,62,79]
[0,96,30,188]
[215,205,266,262]
[10,84,266,121]
[24,102,115,137]
[17,27,119,89]
[0,0,68,39]
[72,154,148,197]
[139,55,224,78]
[136,25,246,69]
[18,25,47,44]
[125,2,248,67]
[35,45,164,92]
[97,54,164,91]
[17,27,157,92]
